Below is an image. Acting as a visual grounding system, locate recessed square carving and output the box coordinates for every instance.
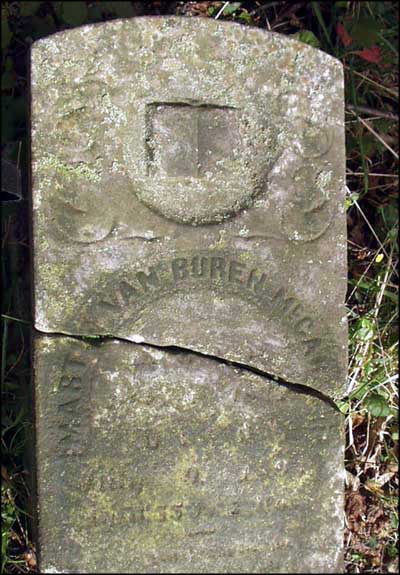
[146,103,240,177]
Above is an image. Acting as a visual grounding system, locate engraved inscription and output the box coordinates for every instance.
[57,354,90,456]
[108,500,240,525]
[94,250,322,361]
[79,494,293,529]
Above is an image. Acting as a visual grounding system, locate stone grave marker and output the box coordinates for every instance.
[31,17,347,573]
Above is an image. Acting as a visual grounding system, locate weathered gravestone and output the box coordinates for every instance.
[31,17,347,573]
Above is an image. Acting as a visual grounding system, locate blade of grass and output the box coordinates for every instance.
[345,66,399,99]
[348,65,370,197]
[214,2,229,19]
[349,191,395,266]
[349,110,399,160]
[1,314,30,325]
[311,2,334,51]
[378,32,399,56]
[1,318,9,386]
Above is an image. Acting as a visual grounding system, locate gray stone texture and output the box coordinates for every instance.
[31,17,347,399]
[32,16,347,574]
[35,336,344,574]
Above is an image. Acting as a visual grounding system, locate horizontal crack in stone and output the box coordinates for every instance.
[35,329,339,411]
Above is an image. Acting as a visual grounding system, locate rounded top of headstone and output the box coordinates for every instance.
[31,15,341,62]
[31,17,343,225]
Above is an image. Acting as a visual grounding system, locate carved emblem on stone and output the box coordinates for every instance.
[281,162,335,242]
[131,100,281,225]
[302,122,334,159]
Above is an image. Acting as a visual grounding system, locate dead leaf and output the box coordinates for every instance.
[365,479,385,496]
[387,558,399,573]
[1,464,11,482]
[346,490,367,532]
[351,412,366,428]
[356,45,382,63]
[337,23,353,47]
[374,470,396,487]
[345,470,361,491]
[23,550,37,569]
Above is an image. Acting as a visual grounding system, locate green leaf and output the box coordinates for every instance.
[20,1,42,17]
[293,30,320,48]
[364,393,392,417]
[350,381,370,401]
[1,13,11,52]
[238,11,251,24]
[32,14,56,40]
[52,1,64,18]
[102,2,135,17]
[60,1,88,26]
[1,97,15,144]
[311,2,333,50]
[356,317,375,342]
[337,400,349,414]
[345,191,359,210]
[349,16,380,47]
[87,4,104,21]
[10,96,26,123]
[222,2,242,16]
[1,71,15,91]
[380,202,398,232]
[1,57,15,90]
[4,56,13,72]
[360,133,377,157]
[383,289,399,304]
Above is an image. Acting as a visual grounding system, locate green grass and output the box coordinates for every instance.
[1,2,398,573]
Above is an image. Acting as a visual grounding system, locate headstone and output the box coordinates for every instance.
[31,17,347,573]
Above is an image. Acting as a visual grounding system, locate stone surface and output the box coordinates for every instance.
[32,17,347,573]
[31,17,347,398]
[35,335,344,574]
